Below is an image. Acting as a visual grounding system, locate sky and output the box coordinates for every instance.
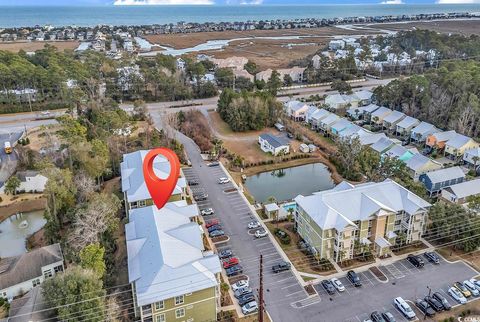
[1,0,480,5]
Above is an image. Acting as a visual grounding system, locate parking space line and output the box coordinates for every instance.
[285,290,305,297]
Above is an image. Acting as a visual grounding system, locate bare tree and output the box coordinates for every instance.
[74,171,96,203]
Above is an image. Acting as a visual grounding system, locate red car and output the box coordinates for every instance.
[223,257,239,269]
[205,219,219,228]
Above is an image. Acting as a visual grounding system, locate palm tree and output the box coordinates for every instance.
[472,155,480,176]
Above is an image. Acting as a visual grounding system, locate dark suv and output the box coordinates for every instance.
[272,261,291,273]
[321,280,336,295]
[407,254,424,268]
[347,270,362,287]
[424,251,440,264]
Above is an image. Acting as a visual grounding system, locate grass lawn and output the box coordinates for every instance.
[392,241,428,256]
[434,298,480,322]
[302,276,316,282]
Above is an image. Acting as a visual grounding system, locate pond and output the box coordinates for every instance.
[0,210,46,258]
[244,163,334,203]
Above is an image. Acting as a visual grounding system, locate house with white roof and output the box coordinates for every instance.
[419,166,466,196]
[325,94,353,111]
[120,150,187,211]
[383,144,416,162]
[318,114,340,133]
[410,121,437,143]
[294,179,431,261]
[441,178,480,204]
[463,148,480,169]
[126,202,221,322]
[382,110,406,132]
[426,130,457,151]
[404,153,443,181]
[338,124,364,140]
[330,118,352,136]
[258,133,290,156]
[396,116,420,137]
[358,132,387,146]
[309,109,331,129]
[284,100,310,121]
[369,106,393,125]
[444,134,479,160]
[329,39,345,50]
[352,90,373,106]
[0,170,48,194]
[305,105,319,123]
[371,137,396,154]
[361,104,380,120]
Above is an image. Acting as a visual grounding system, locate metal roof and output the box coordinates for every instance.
[424,166,465,184]
[444,178,480,199]
[259,133,290,148]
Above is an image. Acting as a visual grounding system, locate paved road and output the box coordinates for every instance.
[0,131,22,186]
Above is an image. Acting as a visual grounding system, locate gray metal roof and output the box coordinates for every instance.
[259,133,290,148]
[446,134,476,149]
[444,178,480,199]
[405,153,441,172]
[424,166,465,184]
[396,116,420,130]
[383,110,406,124]
[411,121,436,136]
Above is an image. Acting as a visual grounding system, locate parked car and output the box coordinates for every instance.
[448,287,467,304]
[393,297,416,319]
[424,251,440,264]
[381,312,396,322]
[234,286,253,299]
[207,225,222,233]
[406,254,424,268]
[272,261,291,273]
[248,221,261,229]
[370,311,386,322]
[287,132,294,139]
[454,281,472,298]
[469,278,480,290]
[201,208,214,216]
[238,293,256,306]
[207,161,220,167]
[415,299,435,317]
[433,292,451,310]
[231,280,249,292]
[330,278,345,292]
[347,270,362,287]
[226,265,243,277]
[463,280,479,296]
[254,229,268,238]
[218,177,230,184]
[218,249,232,259]
[241,301,258,315]
[223,257,239,269]
[424,295,443,312]
[194,193,208,201]
[205,219,219,228]
[321,280,336,295]
[209,230,225,238]
[187,179,199,185]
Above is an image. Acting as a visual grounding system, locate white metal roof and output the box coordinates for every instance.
[446,134,476,149]
[430,130,457,143]
[444,178,480,199]
[371,106,392,118]
[411,121,436,136]
[371,137,395,153]
[126,203,221,306]
[295,179,431,232]
[463,148,480,164]
[396,116,420,130]
[383,110,406,124]
[265,203,280,212]
[424,166,465,184]
[310,109,331,121]
[405,153,441,172]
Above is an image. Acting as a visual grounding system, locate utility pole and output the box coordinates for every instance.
[259,254,264,322]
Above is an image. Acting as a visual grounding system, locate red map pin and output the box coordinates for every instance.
[142,147,180,210]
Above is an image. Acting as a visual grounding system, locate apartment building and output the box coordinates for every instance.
[294,180,431,262]
[126,202,221,322]
[120,150,187,211]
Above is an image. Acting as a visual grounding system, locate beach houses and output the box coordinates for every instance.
[352,90,373,106]
[382,110,406,132]
[369,106,393,125]
[285,100,310,121]
[404,153,443,181]
[126,203,221,322]
[410,121,437,143]
[425,130,457,151]
[440,178,480,204]
[330,118,352,136]
[419,166,466,196]
[444,134,479,160]
[0,244,64,300]
[371,137,396,154]
[463,148,480,169]
[258,134,290,156]
[361,104,380,121]
[358,132,387,146]
[120,150,187,211]
[318,113,340,133]
[309,109,331,129]
[395,116,420,137]
[383,144,416,162]
[305,105,319,124]
[325,94,355,111]
[294,180,431,262]
[338,124,364,140]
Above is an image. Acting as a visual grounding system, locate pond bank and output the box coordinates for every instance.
[0,196,46,221]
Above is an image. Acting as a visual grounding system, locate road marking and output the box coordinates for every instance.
[285,290,305,297]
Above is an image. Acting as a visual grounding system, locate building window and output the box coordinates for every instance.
[155,314,165,322]
[155,301,164,310]
[175,295,184,305]
[175,308,185,319]
[32,279,41,287]
[44,269,53,279]
[54,265,63,273]
[138,200,146,207]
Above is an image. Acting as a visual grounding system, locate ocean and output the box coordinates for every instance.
[1,4,480,28]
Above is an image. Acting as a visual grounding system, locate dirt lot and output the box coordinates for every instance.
[0,41,79,52]
[379,19,480,36]
[27,124,63,153]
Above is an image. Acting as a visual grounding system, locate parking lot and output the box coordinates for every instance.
[309,256,479,322]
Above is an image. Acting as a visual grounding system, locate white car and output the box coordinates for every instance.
[232,280,249,292]
[448,286,467,304]
[393,297,416,319]
[330,278,345,292]
[201,208,214,216]
[470,278,480,290]
[218,177,230,184]
[255,230,268,238]
[247,221,261,229]
[241,301,258,315]
[463,280,479,296]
